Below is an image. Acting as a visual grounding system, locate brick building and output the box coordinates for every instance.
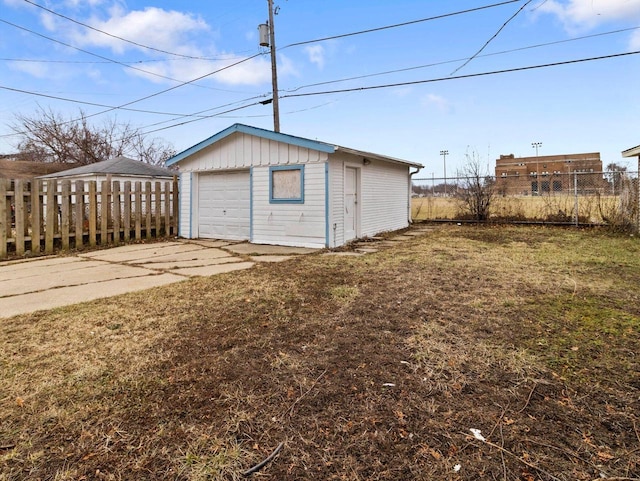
[495,152,604,195]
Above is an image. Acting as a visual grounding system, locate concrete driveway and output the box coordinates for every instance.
[0,240,315,319]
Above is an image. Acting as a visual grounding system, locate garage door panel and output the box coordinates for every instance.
[198,171,250,240]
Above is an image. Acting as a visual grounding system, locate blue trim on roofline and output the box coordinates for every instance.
[166,123,335,167]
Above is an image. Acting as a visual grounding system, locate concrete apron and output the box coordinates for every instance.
[0,240,315,319]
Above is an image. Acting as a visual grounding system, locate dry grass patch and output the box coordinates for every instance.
[2,225,640,480]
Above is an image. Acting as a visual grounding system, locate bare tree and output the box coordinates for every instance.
[455,150,495,221]
[10,107,175,166]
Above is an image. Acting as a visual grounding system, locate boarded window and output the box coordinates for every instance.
[269,165,304,204]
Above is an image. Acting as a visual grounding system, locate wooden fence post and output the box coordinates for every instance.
[0,179,7,259]
[135,181,142,240]
[100,180,110,245]
[74,180,84,249]
[155,182,162,237]
[145,181,152,240]
[31,180,42,254]
[14,180,25,256]
[124,181,131,242]
[45,180,56,255]
[89,181,97,247]
[113,181,121,245]
[164,181,171,237]
[61,180,71,250]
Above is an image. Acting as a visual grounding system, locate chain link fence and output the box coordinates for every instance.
[412,171,639,231]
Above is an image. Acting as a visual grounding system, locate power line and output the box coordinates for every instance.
[281,0,524,49]
[279,50,640,99]
[451,0,533,75]
[0,17,248,93]
[23,0,217,60]
[0,83,223,117]
[280,25,640,93]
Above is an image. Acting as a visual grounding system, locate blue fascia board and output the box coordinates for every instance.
[166,123,335,167]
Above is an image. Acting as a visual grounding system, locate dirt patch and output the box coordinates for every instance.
[1,225,639,480]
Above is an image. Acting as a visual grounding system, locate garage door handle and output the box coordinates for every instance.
[223,210,226,214]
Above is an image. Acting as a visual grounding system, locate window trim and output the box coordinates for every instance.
[269,165,305,204]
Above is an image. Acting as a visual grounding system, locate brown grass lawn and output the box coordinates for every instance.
[411,195,620,223]
[2,225,640,480]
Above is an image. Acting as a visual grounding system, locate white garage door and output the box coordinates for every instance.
[197,171,250,240]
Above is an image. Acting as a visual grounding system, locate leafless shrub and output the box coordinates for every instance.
[455,150,495,221]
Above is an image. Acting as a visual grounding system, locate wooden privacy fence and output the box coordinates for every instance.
[0,177,179,259]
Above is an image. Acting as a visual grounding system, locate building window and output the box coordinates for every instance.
[269,165,305,204]
[501,172,507,177]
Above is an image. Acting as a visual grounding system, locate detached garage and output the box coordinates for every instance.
[166,124,422,248]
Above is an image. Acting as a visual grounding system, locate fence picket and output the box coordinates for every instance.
[113,181,121,245]
[123,181,131,242]
[75,180,84,249]
[134,182,142,240]
[89,181,97,247]
[2,177,178,259]
[45,180,55,255]
[32,180,42,254]
[61,180,71,250]
[145,181,152,240]
[14,180,25,256]
[155,182,161,237]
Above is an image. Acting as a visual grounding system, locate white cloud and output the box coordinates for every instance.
[537,0,640,30]
[304,45,325,70]
[421,93,452,113]
[72,6,210,55]
[7,60,50,78]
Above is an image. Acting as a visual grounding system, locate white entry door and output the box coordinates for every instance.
[197,171,250,240]
[344,167,358,242]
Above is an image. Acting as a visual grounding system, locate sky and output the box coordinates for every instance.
[1,0,639,179]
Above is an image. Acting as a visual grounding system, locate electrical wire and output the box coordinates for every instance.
[451,0,533,75]
[0,17,251,93]
[279,50,640,99]
[280,25,640,93]
[281,0,524,49]
[0,83,228,117]
[23,0,219,60]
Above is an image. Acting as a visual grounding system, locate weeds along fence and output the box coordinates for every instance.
[412,170,639,230]
[0,177,179,259]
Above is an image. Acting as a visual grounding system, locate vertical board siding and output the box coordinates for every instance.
[177,132,329,173]
[1,178,178,259]
[252,162,327,248]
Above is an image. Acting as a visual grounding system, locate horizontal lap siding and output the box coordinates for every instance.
[361,160,409,236]
[252,162,326,248]
[328,158,345,248]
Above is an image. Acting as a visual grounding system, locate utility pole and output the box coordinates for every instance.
[267,0,280,132]
[440,150,448,196]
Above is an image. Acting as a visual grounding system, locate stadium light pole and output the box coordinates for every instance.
[440,150,448,196]
[532,142,542,195]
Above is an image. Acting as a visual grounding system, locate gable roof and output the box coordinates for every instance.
[0,159,78,180]
[38,156,174,179]
[622,144,640,158]
[166,123,422,169]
